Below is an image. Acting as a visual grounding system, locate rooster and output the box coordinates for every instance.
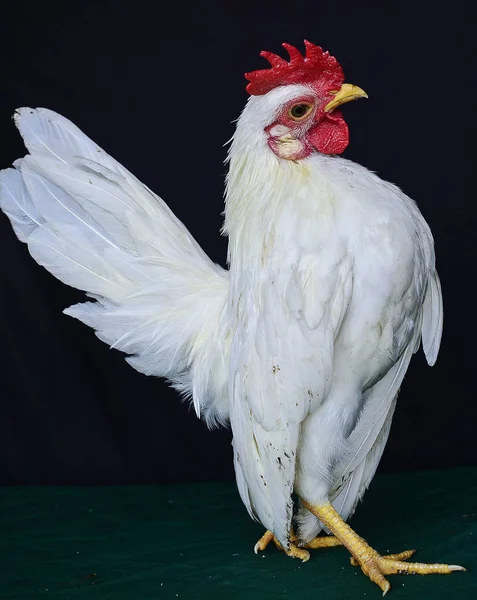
[0,41,464,594]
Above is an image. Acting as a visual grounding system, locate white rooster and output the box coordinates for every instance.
[0,41,464,594]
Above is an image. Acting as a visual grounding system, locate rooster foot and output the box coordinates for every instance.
[254,529,340,561]
[254,529,310,562]
[349,546,465,596]
[303,500,466,595]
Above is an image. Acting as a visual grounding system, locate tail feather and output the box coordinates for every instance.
[0,108,230,426]
[14,107,207,260]
[15,107,129,172]
[0,167,43,242]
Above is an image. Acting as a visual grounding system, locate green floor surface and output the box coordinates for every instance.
[0,467,475,599]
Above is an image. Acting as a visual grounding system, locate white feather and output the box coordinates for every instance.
[0,108,230,426]
[421,270,443,366]
[0,167,43,242]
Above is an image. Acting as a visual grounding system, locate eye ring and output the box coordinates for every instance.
[289,103,313,121]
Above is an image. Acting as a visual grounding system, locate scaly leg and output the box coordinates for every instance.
[254,528,341,562]
[302,500,465,595]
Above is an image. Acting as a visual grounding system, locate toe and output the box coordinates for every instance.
[384,549,416,561]
[286,545,311,562]
[363,563,391,595]
[351,548,416,566]
[377,557,465,576]
[304,535,342,549]
[254,530,274,553]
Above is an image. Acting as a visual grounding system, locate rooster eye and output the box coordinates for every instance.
[289,103,313,121]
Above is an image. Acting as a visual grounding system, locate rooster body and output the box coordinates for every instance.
[226,93,439,545]
[1,43,458,593]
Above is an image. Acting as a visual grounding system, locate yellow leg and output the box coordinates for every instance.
[303,500,465,595]
[254,528,341,561]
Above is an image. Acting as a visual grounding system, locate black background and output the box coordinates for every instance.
[0,0,475,485]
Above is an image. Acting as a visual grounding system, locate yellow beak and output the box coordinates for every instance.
[324,83,368,113]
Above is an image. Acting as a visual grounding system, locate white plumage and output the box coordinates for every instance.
[1,108,230,427]
[0,83,441,554]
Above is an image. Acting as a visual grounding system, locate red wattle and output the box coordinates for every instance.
[307,112,349,155]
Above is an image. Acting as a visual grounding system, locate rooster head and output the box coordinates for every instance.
[244,41,367,159]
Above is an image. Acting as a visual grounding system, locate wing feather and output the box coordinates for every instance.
[421,270,443,366]
[230,248,352,546]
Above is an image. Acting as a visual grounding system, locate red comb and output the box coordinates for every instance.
[245,40,344,96]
